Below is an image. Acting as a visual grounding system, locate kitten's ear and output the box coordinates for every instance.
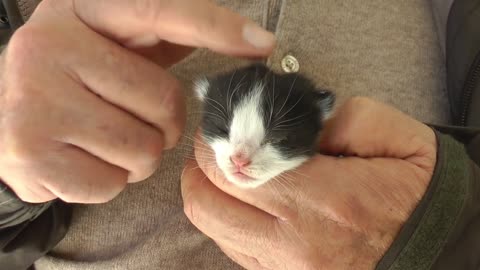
[193,77,210,102]
[314,90,336,120]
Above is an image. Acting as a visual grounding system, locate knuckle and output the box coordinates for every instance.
[335,96,377,134]
[157,79,186,145]
[139,131,164,172]
[99,177,128,203]
[43,178,79,203]
[347,96,373,105]
[50,182,90,204]
[133,165,158,182]
[57,175,126,204]
[14,188,52,203]
[194,4,221,38]
[183,193,201,225]
[102,44,125,70]
[159,79,183,118]
[55,191,79,204]
[3,28,52,101]
[2,127,36,162]
[197,13,218,37]
[93,195,117,204]
[2,30,49,111]
[6,26,49,74]
[343,96,376,113]
[3,83,39,114]
[148,132,165,158]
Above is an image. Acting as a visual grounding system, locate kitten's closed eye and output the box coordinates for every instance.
[265,137,287,144]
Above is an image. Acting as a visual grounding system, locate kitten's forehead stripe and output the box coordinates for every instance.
[230,82,265,149]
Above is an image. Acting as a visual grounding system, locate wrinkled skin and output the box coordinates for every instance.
[182,97,436,270]
[0,0,275,203]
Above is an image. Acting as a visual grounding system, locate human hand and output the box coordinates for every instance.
[0,0,275,203]
[182,97,437,270]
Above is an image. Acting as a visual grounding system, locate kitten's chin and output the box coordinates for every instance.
[224,172,269,189]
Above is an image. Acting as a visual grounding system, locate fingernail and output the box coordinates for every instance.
[243,22,276,49]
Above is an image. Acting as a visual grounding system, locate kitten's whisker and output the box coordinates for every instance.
[188,164,219,172]
[273,121,306,129]
[264,86,273,128]
[271,127,302,131]
[180,154,217,161]
[275,93,306,125]
[228,73,247,119]
[188,158,218,163]
[276,175,296,190]
[194,164,219,169]
[181,135,213,148]
[287,169,308,177]
[177,151,217,159]
[187,111,210,115]
[286,170,311,180]
[281,179,297,190]
[274,74,298,119]
[272,182,283,196]
[226,69,237,116]
[175,149,215,157]
[270,75,276,127]
[196,112,226,121]
[178,153,216,160]
[273,177,290,191]
[273,112,310,126]
[175,142,211,152]
[203,97,228,119]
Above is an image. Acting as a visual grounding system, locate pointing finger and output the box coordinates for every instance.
[73,0,276,57]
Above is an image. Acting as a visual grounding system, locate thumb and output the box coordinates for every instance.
[319,97,437,170]
[72,0,276,57]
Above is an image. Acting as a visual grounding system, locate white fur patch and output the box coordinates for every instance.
[193,77,210,101]
[210,137,307,188]
[208,83,308,188]
[229,83,265,152]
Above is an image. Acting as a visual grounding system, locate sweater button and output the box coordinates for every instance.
[281,54,299,73]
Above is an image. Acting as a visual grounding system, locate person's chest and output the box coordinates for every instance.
[175,0,450,124]
[38,2,451,270]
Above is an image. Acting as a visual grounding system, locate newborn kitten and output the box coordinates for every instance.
[194,63,335,188]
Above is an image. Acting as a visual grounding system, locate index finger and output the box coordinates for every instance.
[73,0,276,57]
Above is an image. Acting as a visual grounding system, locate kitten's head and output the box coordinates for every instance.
[194,63,334,188]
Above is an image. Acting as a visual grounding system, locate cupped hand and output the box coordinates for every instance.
[0,0,275,203]
[182,97,437,270]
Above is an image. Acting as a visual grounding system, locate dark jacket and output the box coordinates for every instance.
[0,0,479,269]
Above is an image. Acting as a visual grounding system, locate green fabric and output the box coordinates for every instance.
[377,131,478,269]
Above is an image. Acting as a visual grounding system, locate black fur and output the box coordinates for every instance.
[199,63,335,158]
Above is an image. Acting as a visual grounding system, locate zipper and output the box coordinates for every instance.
[459,53,480,126]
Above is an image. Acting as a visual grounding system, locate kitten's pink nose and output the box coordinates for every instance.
[230,154,251,168]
